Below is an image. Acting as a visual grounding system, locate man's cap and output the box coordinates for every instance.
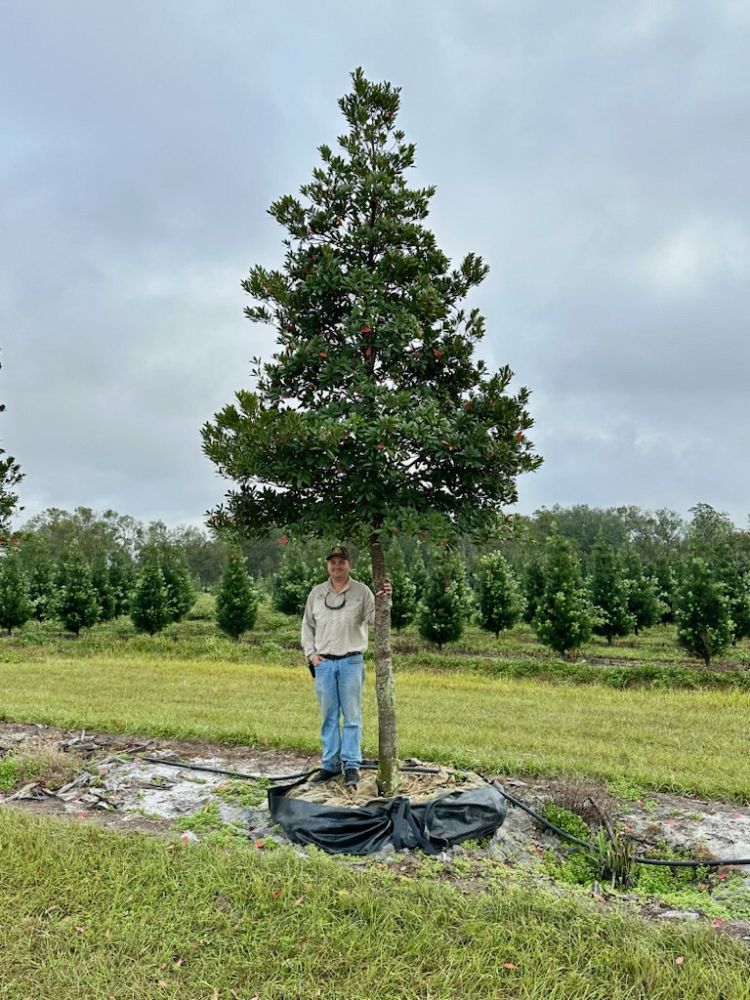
[326,544,349,561]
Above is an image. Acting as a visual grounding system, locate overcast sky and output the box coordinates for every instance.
[3,0,749,530]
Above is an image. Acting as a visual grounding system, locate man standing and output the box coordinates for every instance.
[302,545,390,786]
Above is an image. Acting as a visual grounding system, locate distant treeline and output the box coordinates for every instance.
[7,501,749,591]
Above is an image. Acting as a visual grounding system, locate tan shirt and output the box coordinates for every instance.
[301,578,375,659]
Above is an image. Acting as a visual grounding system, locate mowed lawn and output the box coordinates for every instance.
[4,807,750,1000]
[1,655,749,798]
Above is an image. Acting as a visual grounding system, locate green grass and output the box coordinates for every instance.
[2,809,750,1000]
[1,654,749,799]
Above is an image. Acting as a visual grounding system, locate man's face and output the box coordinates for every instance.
[327,556,350,582]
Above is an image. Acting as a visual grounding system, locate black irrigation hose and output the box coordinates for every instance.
[138,756,443,781]
[138,756,317,783]
[492,782,750,869]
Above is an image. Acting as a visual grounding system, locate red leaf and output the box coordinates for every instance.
[277,535,289,546]
[502,962,516,970]
[360,325,372,334]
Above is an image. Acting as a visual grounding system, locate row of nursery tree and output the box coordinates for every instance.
[1,500,749,664]
[270,530,749,665]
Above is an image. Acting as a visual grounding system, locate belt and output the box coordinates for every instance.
[318,651,362,660]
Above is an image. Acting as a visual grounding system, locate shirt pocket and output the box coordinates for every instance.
[343,593,365,624]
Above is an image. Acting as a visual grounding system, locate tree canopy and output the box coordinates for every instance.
[202,68,540,546]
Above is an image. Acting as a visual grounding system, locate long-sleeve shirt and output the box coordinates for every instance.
[301,577,375,660]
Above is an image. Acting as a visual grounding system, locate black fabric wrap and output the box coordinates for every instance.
[267,778,508,855]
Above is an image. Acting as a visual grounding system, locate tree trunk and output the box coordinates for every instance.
[370,536,398,795]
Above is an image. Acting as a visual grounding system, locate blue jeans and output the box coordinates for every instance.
[314,654,364,771]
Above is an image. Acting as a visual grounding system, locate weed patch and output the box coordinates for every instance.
[214,776,272,808]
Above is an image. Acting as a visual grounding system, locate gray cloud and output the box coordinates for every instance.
[2,0,749,527]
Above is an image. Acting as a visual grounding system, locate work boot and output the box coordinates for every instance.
[344,767,360,787]
[310,768,341,784]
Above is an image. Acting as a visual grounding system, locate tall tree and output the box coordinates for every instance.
[202,70,539,793]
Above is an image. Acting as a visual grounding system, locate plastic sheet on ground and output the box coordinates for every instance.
[268,768,508,855]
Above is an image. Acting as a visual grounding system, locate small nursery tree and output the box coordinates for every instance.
[0,359,23,534]
[387,544,417,631]
[407,544,429,605]
[130,553,171,635]
[0,551,31,633]
[28,557,57,622]
[161,548,195,622]
[57,546,100,635]
[727,572,750,644]
[477,551,524,638]
[91,556,116,622]
[620,546,663,634]
[534,534,593,657]
[216,545,259,638]
[675,557,734,666]
[272,539,316,615]
[589,535,635,643]
[417,552,470,650]
[202,70,539,792]
[521,555,545,624]
[108,547,135,618]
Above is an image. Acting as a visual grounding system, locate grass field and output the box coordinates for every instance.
[2,599,750,998]
[3,809,750,1000]
[1,654,749,800]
